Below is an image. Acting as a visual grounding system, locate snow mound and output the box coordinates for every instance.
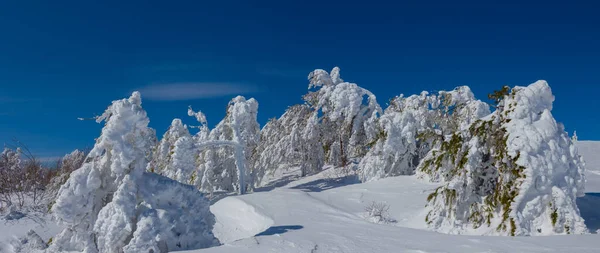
[3,230,47,253]
[210,197,274,244]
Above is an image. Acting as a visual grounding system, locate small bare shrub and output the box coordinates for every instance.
[364,201,395,224]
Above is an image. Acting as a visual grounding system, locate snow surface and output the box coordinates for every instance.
[190,166,600,253]
[1,141,600,252]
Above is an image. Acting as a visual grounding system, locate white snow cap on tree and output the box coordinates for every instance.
[308,66,343,89]
[418,81,586,236]
[51,92,218,253]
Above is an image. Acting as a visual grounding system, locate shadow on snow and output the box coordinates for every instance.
[255,225,304,236]
[577,192,600,233]
[290,175,360,192]
[254,175,300,192]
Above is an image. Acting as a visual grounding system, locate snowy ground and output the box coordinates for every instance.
[2,141,600,252]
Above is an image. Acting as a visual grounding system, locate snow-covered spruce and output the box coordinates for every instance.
[50,92,218,253]
[359,86,489,182]
[417,81,586,236]
[196,96,260,194]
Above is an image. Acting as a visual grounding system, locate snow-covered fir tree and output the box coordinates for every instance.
[50,92,218,253]
[417,81,587,236]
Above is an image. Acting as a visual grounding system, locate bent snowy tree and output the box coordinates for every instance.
[417,81,587,236]
[50,92,218,253]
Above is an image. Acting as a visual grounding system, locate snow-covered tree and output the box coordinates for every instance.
[305,67,382,167]
[252,104,324,185]
[48,149,87,195]
[417,81,587,236]
[50,92,218,253]
[0,147,23,208]
[188,106,210,142]
[147,118,191,175]
[359,86,489,182]
[196,96,260,194]
[165,135,197,185]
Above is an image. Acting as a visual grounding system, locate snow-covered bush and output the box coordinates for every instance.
[50,92,218,253]
[0,147,24,209]
[364,201,394,224]
[418,81,587,236]
[5,229,48,253]
[0,144,57,210]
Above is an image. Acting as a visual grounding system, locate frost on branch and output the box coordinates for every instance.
[50,92,218,253]
[418,81,586,236]
[359,86,489,182]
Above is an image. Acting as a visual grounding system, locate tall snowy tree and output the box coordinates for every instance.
[196,96,260,194]
[417,81,587,236]
[252,104,324,186]
[304,67,382,167]
[51,92,218,253]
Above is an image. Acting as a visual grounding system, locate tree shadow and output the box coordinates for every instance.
[255,225,304,236]
[577,192,600,233]
[208,191,237,205]
[290,175,360,192]
[254,175,300,192]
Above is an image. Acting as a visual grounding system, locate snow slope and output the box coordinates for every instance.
[1,142,599,252]
[193,141,600,253]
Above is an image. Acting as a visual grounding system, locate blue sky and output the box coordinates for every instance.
[1,0,599,159]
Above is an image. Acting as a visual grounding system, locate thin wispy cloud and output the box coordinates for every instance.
[0,96,37,104]
[137,82,260,101]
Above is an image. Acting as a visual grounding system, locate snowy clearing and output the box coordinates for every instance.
[1,141,599,252]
